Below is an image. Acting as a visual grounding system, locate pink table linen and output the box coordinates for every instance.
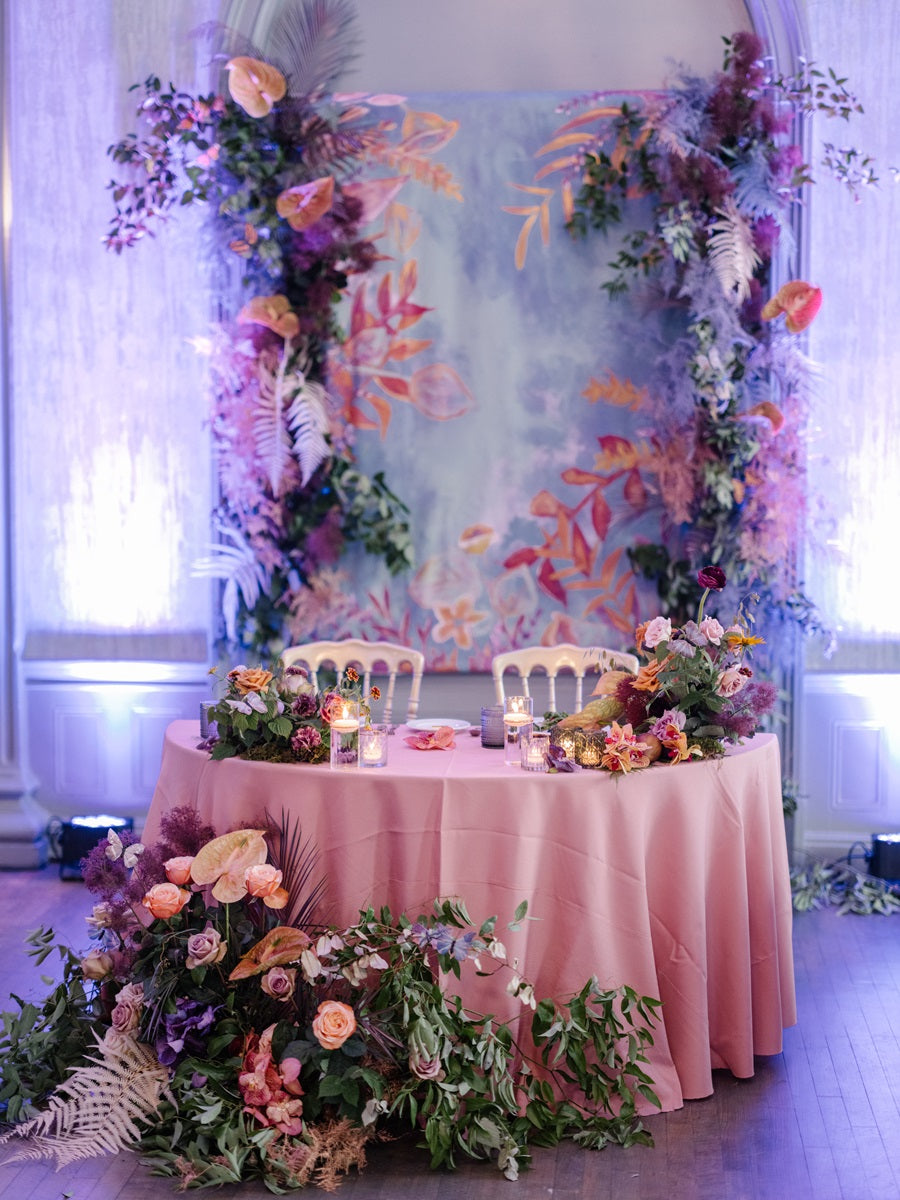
[144,722,796,1113]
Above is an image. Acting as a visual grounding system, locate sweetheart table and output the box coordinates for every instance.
[143,722,796,1113]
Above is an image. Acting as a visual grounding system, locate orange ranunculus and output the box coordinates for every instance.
[276,176,335,231]
[237,295,300,340]
[164,855,194,885]
[232,667,274,695]
[312,1000,357,1050]
[142,882,191,920]
[760,280,822,333]
[225,56,287,118]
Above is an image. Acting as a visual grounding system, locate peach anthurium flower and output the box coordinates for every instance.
[225,57,287,118]
[237,295,300,340]
[276,176,335,231]
[229,926,312,981]
[190,829,269,904]
[760,281,822,333]
[746,400,785,433]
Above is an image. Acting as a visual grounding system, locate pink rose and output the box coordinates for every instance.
[164,855,195,885]
[80,948,116,980]
[643,616,672,648]
[311,1000,357,1050]
[186,924,227,969]
[699,617,724,645]
[408,1049,445,1081]
[110,982,144,1033]
[142,882,190,920]
[261,966,297,1001]
[716,667,747,697]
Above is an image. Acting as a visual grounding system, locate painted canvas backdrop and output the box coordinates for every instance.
[307,92,664,670]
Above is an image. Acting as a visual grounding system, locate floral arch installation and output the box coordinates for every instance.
[168,0,821,673]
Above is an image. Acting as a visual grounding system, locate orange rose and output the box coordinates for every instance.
[142,882,190,920]
[632,657,670,692]
[311,1000,357,1050]
[232,667,274,696]
[164,855,194,885]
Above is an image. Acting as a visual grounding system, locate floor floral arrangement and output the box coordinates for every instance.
[547,565,775,770]
[0,812,662,1190]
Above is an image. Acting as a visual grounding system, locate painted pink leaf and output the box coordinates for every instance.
[408,364,474,420]
[503,546,538,570]
[538,558,567,605]
[623,469,647,507]
[530,490,564,518]
[591,490,612,539]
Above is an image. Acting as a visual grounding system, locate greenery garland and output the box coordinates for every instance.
[105,5,413,657]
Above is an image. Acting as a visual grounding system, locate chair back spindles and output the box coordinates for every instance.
[281,639,425,726]
[491,644,639,714]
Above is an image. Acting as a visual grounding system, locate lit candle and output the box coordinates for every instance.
[503,712,533,727]
[362,733,386,762]
[331,703,358,733]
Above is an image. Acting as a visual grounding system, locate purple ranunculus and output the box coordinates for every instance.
[155,997,220,1067]
[697,565,727,591]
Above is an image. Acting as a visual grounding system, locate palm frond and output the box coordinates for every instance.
[254,346,293,497]
[706,199,760,303]
[265,0,360,99]
[287,374,331,486]
[267,809,328,928]
[192,524,271,644]
[0,1034,168,1168]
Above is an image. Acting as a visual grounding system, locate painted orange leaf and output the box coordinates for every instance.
[582,372,648,410]
[342,176,405,225]
[408,364,475,420]
[386,337,433,362]
[535,154,582,182]
[400,109,461,155]
[624,468,647,507]
[561,467,601,486]
[598,545,627,590]
[228,926,312,981]
[552,106,626,136]
[538,558,567,605]
[399,259,418,297]
[504,546,539,570]
[571,524,594,576]
[190,829,268,904]
[530,490,564,518]
[374,374,411,400]
[535,131,603,157]
[591,490,612,539]
[514,212,537,269]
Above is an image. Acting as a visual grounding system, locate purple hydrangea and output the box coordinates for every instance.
[291,725,323,755]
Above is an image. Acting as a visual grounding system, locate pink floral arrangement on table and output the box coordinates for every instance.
[551,566,777,770]
[0,809,663,1188]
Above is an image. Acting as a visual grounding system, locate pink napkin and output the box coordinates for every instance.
[404,725,456,751]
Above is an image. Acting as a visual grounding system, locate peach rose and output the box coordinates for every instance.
[232,667,274,696]
[142,882,191,920]
[80,948,116,980]
[164,855,194,885]
[311,1000,357,1050]
[245,863,282,898]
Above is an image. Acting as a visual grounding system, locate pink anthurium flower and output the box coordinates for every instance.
[761,281,823,333]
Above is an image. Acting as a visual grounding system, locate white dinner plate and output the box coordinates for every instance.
[406,718,471,731]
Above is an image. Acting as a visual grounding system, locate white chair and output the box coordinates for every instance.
[280,639,425,726]
[491,643,639,713]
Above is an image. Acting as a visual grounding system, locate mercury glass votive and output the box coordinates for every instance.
[329,700,361,770]
[503,695,533,765]
[359,723,389,768]
[520,730,551,773]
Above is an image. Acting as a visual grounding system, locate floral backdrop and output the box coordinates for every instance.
[308,91,665,670]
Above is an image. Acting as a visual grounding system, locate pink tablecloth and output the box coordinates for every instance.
[144,722,796,1112]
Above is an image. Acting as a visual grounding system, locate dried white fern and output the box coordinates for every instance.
[706,198,760,304]
[287,375,330,486]
[192,523,271,644]
[0,1033,169,1169]
[254,345,294,497]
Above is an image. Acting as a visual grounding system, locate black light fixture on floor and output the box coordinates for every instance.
[869,833,900,883]
[50,815,134,881]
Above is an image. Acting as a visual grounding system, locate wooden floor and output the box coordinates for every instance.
[1,867,899,1200]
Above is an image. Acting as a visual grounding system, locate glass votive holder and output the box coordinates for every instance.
[359,723,389,768]
[199,702,216,739]
[329,700,360,770]
[481,704,505,748]
[520,730,551,773]
[503,695,533,766]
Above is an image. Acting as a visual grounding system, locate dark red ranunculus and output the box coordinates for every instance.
[697,565,727,591]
